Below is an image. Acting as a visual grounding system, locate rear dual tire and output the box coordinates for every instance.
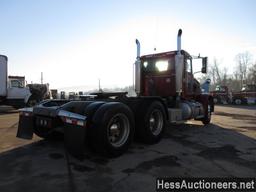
[89,102,135,157]
[89,101,166,156]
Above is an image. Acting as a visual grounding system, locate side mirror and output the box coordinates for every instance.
[201,57,207,73]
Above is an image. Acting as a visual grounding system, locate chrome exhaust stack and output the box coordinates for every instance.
[136,39,140,59]
[135,39,141,95]
[175,29,184,95]
[177,29,182,55]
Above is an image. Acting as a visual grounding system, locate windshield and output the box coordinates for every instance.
[142,57,175,72]
[10,80,24,88]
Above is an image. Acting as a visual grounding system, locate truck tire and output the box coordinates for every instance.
[83,101,106,145]
[213,97,219,104]
[90,102,135,157]
[136,101,166,144]
[33,124,51,139]
[84,101,106,122]
[234,98,242,105]
[202,104,211,125]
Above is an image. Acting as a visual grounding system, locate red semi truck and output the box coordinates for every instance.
[210,85,231,104]
[232,84,256,104]
[17,29,214,158]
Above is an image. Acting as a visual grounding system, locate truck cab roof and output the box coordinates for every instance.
[140,50,192,60]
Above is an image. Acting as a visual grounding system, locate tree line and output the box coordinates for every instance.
[207,51,256,91]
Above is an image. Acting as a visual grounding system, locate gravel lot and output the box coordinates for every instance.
[0,105,255,192]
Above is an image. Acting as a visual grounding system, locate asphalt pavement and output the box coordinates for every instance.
[0,105,255,192]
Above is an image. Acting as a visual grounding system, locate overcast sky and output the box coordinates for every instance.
[1,0,255,90]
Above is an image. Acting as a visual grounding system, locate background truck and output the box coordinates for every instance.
[210,85,256,105]
[232,84,256,104]
[17,29,214,158]
[0,55,50,108]
[210,85,231,104]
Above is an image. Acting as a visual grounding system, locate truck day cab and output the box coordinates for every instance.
[17,29,214,158]
[0,55,50,108]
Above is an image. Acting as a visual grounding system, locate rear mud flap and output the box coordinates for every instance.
[16,115,34,139]
[64,124,86,159]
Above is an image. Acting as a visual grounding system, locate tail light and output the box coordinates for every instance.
[19,108,33,117]
[58,110,87,127]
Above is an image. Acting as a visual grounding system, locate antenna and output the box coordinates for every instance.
[41,72,43,84]
[153,17,159,52]
[98,78,102,92]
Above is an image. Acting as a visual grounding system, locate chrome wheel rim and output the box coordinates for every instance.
[107,113,130,147]
[149,109,163,136]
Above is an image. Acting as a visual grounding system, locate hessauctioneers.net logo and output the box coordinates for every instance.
[156,178,256,191]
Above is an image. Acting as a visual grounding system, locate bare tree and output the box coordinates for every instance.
[222,67,228,86]
[208,58,228,88]
[235,51,252,89]
[208,65,216,85]
[204,53,254,92]
[230,71,241,91]
[214,58,222,84]
[208,58,220,86]
[247,62,256,84]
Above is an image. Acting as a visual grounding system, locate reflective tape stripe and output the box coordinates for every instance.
[77,120,84,126]
[58,110,87,127]
[66,118,72,124]
[20,111,33,117]
[62,117,86,127]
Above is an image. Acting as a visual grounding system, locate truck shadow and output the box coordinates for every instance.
[0,106,18,115]
[214,104,256,110]
[0,111,18,115]
[0,123,256,192]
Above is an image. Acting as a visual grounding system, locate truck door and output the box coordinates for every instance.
[183,58,194,98]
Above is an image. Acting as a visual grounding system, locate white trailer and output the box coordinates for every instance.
[0,55,8,97]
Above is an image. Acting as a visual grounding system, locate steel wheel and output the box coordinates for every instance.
[149,109,164,136]
[235,98,242,105]
[107,113,130,147]
[90,102,134,157]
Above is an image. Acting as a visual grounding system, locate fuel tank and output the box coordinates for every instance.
[180,101,204,120]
